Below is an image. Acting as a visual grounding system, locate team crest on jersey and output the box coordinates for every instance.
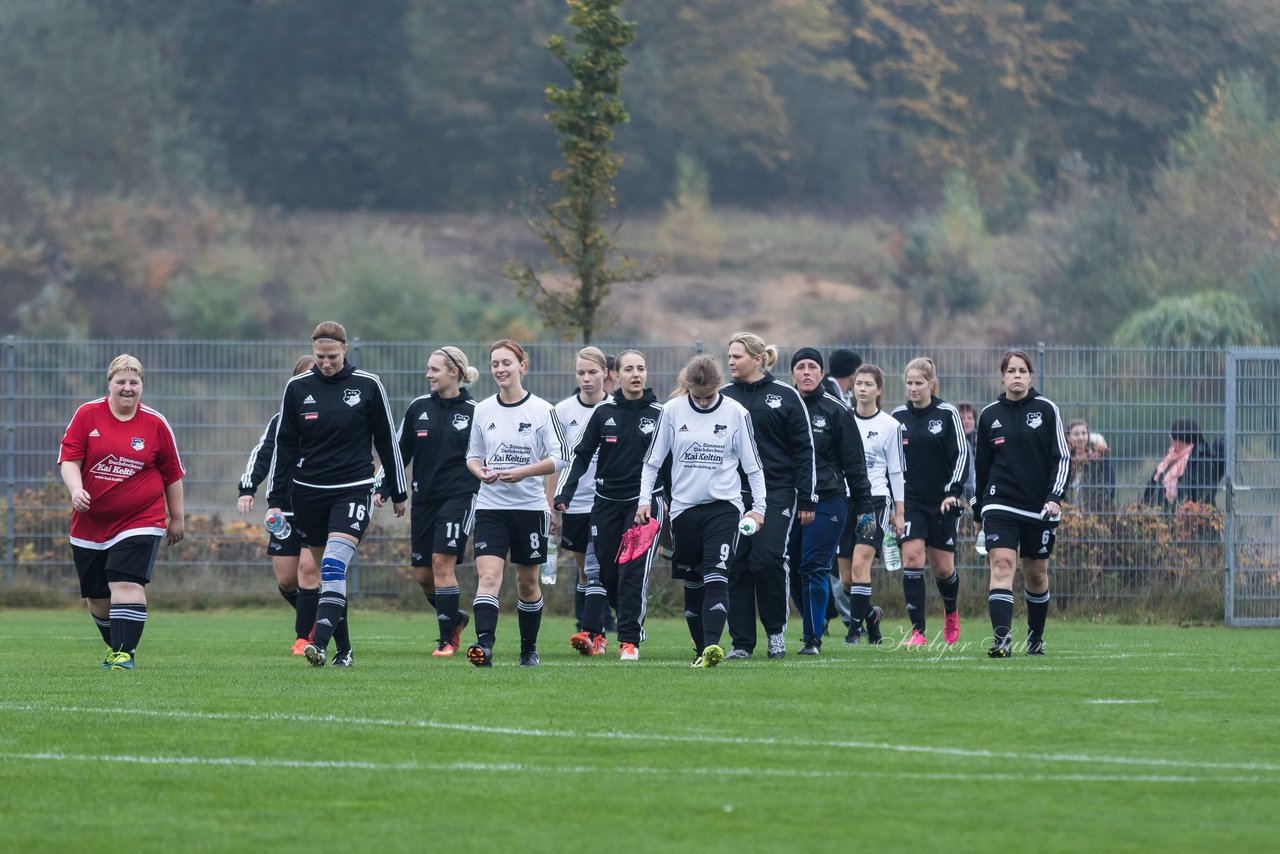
[813,415,827,429]
[867,430,878,438]
[765,394,782,409]
[452,414,470,430]
[713,424,727,438]
[1026,411,1043,429]
[928,419,943,435]
[517,422,532,435]
[130,437,145,450]
[343,389,361,407]
[639,417,656,434]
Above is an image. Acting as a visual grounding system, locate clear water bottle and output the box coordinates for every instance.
[541,538,558,585]
[265,512,291,540]
[882,531,902,571]
[975,528,988,557]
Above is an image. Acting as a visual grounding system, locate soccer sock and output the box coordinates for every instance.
[109,603,147,654]
[424,589,437,611]
[805,572,830,644]
[1025,589,1051,640]
[988,588,1015,644]
[435,585,461,645]
[902,568,927,633]
[582,582,608,635]
[333,606,351,652]
[701,573,730,650]
[575,584,588,630]
[315,536,357,648]
[517,597,544,653]
[295,587,319,640]
[683,581,705,653]
[848,584,872,629]
[92,615,112,646]
[278,586,298,610]
[935,569,960,615]
[473,594,500,649]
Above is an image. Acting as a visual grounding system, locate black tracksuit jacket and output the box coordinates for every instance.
[721,372,818,512]
[973,388,1070,519]
[892,397,969,506]
[239,413,283,504]
[376,388,479,504]
[555,388,666,505]
[800,387,876,515]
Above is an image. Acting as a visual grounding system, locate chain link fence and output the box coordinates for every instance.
[5,338,1278,622]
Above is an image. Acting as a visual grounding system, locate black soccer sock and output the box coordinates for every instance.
[435,585,461,645]
[278,585,299,609]
[988,588,1015,644]
[517,597,544,653]
[935,569,960,615]
[1025,589,1051,640]
[902,568,927,633]
[473,595,500,649]
[295,587,319,640]
[313,592,345,648]
[683,582,705,653]
[92,614,112,646]
[701,576,730,650]
[582,581,608,635]
[333,605,351,652]
[574,584,587,630]
[848,585,872,629]
[109,603,147,654]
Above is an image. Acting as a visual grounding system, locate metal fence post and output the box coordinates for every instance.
[5,335,15,588]
[1223,350,1238,627]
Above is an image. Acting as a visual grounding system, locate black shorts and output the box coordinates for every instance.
[411,495,476,564]
[73,535,161,598]
[473,508,550,566]
[559,512,592,553]
[901,502,958,552]
[982,511,1058,559]
[265,514,303,558]
[669,501,740,581]
[839,495,890,558]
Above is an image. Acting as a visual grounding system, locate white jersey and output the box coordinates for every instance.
[554,393,604,514]
[467,391,568,511]
[855,408,906,499]
[639,394,766,520]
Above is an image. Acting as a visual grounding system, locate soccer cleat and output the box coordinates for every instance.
[619,642,639,661]
[101,648,114,669]
[332,649,354,667]
[591,634,608,656]
[570,631,594,656]
[450,610,470,650]
[726,648,752,660]
[107,651,134,670]
[519,650,540,667]
[798,643,820,656]
[290,637,309,656]
[944,611,960,644]
[844,629,862,645]
[304,643,326,667]
[700,644,725,668]
[431,641,457,658]
[988,638,1012,658]
[902,629,928,647]
[766,633,786,659]
[690,655,705,668]
[466,644,492,667]
[1026,635,1045,656]
[865,606,884,645]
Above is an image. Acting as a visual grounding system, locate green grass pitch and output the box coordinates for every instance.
[1,608,1276,852]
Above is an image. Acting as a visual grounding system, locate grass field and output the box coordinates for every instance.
[1,607,1277,852]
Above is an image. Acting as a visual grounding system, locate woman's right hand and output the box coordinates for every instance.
[372,493,386,508]
[237,495,254,515]
[70,487,91,513]
[634,504,651,526]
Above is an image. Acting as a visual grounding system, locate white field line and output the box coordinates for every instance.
[0,751,1271,786]
[1084,699,1160,705]
[1,702,1276,775]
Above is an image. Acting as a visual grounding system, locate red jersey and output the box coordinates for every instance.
[58,398,186,548]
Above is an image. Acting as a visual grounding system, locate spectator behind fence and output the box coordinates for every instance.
[1144,418,1225,508]
[1065,419,1115,510]
[956,401,978,503]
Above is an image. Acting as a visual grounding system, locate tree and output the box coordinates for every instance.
[1113,291,1266,348]
[503,0,658,344]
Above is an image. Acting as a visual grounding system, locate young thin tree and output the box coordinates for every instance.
[503,0,658,344]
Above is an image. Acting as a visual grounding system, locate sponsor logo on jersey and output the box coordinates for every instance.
[305,413,319,421]
[416,430,429,437]
[418,412,429,420]
[765,394,782,409]
[928,419,943,435]
[487,422,496,430]
[679,442,725,466]
[679,424,689,432]
[639,418,655,434]
[569,419,578,427]
[89,454,144,482]
[452,414,470,430]
[130,437,145,450]
[604,417,617,427]
[303,395,316,404]
[713,424,727,438]
[343,389,361,407]
[1026,411,1043,429]
[517,422,532,435]
[994,437,1005,444]
[991,419,1002,428]
[605,435,617,443]
[813,415,827,429]
[89,429,100,437]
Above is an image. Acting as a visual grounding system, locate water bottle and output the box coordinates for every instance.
[975,528,988,557]
[541,538,558,585]
[739,516,759,536]
[265,512,292,540]
[882,531,902,571]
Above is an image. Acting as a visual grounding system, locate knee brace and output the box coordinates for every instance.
[320,536,358,596]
